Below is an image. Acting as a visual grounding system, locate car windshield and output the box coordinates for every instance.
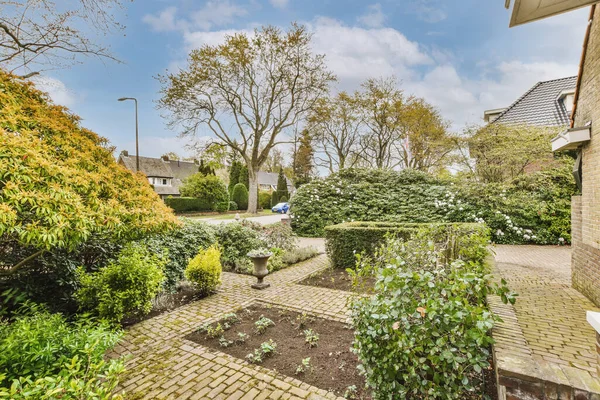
[274,203,287,207]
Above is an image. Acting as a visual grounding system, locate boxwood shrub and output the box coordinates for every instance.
[164,197,212,213]
[326,221,487,269]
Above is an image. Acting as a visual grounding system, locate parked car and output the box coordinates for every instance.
[271,202,289,214]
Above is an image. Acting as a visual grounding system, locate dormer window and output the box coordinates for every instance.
[557,89,576,114]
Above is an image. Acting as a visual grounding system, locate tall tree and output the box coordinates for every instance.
[309,92,361,173]
[465,124,557,183]
[276,167,289,202]
[158,24,335,213]
[1,0,125,77]
[239,164,250,190]
[292,129,314,187]
[395,97,454,171]
[356,77,404,169]
[228,160,243,193]
[263,147,285,173]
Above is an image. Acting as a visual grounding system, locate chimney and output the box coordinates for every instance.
[161,155,169,162]
[120,150,129,157]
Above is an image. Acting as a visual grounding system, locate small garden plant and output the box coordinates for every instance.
[254,316,275,334]
[245,340,277,364]
[303,329,319,348]
[295,357,312,374]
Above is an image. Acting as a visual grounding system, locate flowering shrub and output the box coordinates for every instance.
[291,167,575,245]
[290,169,448,237]
[351,226,515,399]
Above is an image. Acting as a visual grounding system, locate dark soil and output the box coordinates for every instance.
[299,268,376,293]
[186,305,370,399]
[483,351,498,400]
[122,286,207,327]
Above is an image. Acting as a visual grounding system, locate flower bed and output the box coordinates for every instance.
[186,305,368,398]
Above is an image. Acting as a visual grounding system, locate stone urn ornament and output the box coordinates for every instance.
[247,249,273,290]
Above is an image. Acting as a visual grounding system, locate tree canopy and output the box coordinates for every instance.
[158,23,336,213]
[0,71,178,275]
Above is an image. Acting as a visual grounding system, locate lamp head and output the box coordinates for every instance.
[118,97,128,102]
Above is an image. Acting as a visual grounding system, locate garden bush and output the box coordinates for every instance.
[75,243,166,323]
[291,167,575,245]
[138,220,217,292]
[291,169,448,237]
[0,305,125,398]
[0,70,177,287]
[180,173,229,212]
[215,223,263,271]
[232,183,249,210]
[185,245,222,295]
[260,223,298,252]
[351,226,514,399]
[259,191,272,209]
[164,197,212,213]
[325,222,486,269]
[229,201,238,211]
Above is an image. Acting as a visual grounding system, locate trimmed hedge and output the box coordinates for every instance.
[325,221,487,269]
[164,197,211,213]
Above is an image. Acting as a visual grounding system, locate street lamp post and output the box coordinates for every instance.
[118,97,139,172]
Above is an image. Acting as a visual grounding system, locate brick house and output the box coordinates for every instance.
[118,151,200,199]
[564,5,600,308]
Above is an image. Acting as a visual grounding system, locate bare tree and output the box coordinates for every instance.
[308,92,362,173]
[394,97,455,171]
[0,0,125,77]
[356,77,404,169]
[158,24,336,213]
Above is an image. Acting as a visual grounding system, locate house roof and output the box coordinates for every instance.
[257,171,294,190]
[492,76,577,127]
[119,155,201,178]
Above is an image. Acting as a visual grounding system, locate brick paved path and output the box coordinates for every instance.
[491,245,600,394]
[110,254,353,400]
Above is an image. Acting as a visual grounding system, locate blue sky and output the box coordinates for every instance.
[35,0,588,159]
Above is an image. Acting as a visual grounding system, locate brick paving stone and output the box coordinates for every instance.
[491,245,600,395]
[113,254,347,400]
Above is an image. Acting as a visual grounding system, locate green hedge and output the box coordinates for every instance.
[164,197,212,213]
[325,221,487,269]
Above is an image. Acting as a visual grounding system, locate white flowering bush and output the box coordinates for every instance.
[290,169,448,237]
[291,166,575,245]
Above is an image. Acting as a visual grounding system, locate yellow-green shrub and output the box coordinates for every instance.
[185,246,222,294]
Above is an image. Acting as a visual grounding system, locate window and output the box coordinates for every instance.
[162,178,168,185]
[564,94,574,114]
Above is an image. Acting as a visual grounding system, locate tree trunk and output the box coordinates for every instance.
[248,169,259,214]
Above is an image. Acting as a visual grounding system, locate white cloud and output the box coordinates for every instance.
[308,17,431,85]
[157,12,584,134]
[358,3,386,28]
[31,76,75,107]
[142,7,187,32]
[409,0,447,23]
[269,0,289,9]
[192,0,247,30]
[143,1,246,33]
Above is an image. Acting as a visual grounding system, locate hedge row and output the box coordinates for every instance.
[325,221,488,269]
[164,197,212,213]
